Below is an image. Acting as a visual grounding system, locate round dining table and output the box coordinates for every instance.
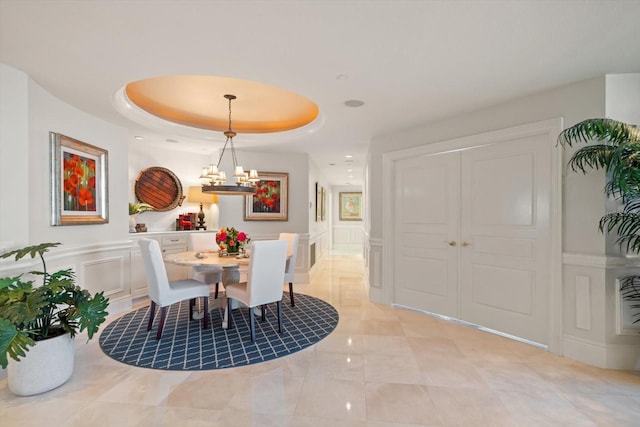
[164,250,250,328]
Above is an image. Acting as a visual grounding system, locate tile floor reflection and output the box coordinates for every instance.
[1,252,640,426]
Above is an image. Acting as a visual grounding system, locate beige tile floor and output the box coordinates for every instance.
[2,252,640,426]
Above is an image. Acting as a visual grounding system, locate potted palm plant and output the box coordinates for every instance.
[558,118,640,323]
[129,202,154,232]
[0,242,109,395]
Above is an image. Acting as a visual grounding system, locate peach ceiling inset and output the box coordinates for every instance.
[125,75,319,134]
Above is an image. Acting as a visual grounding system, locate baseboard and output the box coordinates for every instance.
[105,296,133,319]
[369,286,385,304]
[563,335,640,370]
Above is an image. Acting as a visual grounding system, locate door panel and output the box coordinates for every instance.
[460,134,550,344]
[470,152,534,226]
[394,152,459,317]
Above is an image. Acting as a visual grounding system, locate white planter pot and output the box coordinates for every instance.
[129,215,138,233]
[8,333,75,396]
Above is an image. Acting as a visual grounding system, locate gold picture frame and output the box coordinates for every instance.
[339,192,362,221]
[244,172,289,221]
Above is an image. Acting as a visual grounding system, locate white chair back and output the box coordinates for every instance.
[279,233,299,281]
[246,240,288,307]
[138,239,170,304]
[188,232,218,252]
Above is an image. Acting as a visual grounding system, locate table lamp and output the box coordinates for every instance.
[187,186,217,230]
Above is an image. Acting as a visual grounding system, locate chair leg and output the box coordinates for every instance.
[277,300,283,333]
[147,301,157,331]
[227,297,233,329]
[189,298,196,320]
[214,282,220,299]
[261,305,266,321]
[202,296,210,330]
[289,282,295,307]
[250,307,256,342]
[156,306,168,340]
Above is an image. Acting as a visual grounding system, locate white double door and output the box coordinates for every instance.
[394,134,551,344]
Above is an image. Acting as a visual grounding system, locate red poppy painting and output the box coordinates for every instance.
[244,172,288,221]
[63,151,97,211]
[51,132,108,225]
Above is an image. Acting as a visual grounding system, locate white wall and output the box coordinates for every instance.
[308,156,331,263]
[369,76,607,255]
[0,64,131,248]
[0,64,29,248]
[216,149,310,237]
[332,184,364,254]
[606,74,640,125]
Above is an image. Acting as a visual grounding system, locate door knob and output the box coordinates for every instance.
[462,241,471,247]
[447,241,457,247]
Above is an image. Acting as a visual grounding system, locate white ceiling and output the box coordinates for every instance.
[2,0,640,186]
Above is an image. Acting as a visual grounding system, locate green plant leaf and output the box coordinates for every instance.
[0,318,35,369]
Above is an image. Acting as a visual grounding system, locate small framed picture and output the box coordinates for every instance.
[315,182,321,222]
[244,171,289,221]
[339,192,362,221]
[50,132,109,225]
[321,186,327,221]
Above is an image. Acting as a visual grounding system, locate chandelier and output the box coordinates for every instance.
[200,94,259,195]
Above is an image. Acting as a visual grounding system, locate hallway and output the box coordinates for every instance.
[1,253,640,426]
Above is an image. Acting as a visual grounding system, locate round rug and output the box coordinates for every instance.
[98,293,338,370]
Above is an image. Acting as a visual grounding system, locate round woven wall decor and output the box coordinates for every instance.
[134,166,184,211]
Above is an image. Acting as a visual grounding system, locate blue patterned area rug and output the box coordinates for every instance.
[99,293,339,370]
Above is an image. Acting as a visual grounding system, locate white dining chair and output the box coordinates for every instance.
[279,232,299,306]
[138,238,211,339]
[225,239,288,342]
[188,232,224,299]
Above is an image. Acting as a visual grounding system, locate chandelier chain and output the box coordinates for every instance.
[200,93,258,195]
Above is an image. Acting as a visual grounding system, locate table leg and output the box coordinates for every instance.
[221,266,240,329]
[220,265,261,329]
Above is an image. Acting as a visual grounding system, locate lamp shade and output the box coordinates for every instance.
[188,186,218,204]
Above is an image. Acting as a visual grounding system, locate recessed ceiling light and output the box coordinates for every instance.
[166,138,179,143]
[344,155,353,159]
[347,169,353,172]
[344,99,364,108]
[329,163,336,166]
[134,136,144,140]
[336,74,349,80]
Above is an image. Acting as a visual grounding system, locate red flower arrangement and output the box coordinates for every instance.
[215,227,250,254]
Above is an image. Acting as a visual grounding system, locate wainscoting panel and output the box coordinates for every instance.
[563,253,640,369]
[575,275,591,331]
[367,237,384,303]
[83,257,126,298]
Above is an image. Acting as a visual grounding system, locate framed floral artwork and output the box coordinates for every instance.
[244,171,288,221]
[321,186,327,221]
[50,132,109,225]
[339,192,362,221]
[315,182,322,222]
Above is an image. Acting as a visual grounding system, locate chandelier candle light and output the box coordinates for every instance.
[200,94,259,195]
